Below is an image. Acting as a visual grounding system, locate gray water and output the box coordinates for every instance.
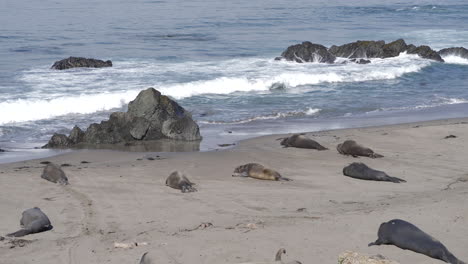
[1,0,468,162]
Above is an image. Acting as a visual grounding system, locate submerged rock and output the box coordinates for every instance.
[280,41,336,63]
[51,56,112,70]
[43,88,201,148]
[438,47,468,59]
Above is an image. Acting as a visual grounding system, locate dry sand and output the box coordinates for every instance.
[1,118,467,264]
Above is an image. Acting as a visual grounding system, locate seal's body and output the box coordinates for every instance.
[280,134,327,150]
[233,163,290,181]
[343,162,405,183]
[7,207,53,237]
[369,219,465,264]
[166,171,197,193]
[337,140,383,158]
[41,163,68,185]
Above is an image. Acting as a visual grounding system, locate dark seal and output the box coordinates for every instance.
[166,171,197,193]
[279,134,328,150]
[7,207,53,237]
[343,162,405,183]
[41,163,69,185]
[337,140,383,158]
[369,219,465,264]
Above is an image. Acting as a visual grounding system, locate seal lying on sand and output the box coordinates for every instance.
[238,248,302,264]
[166,171,197,193]
[7,207,53,237]
[343,163,406,183]
[279,134,328,150]
[337,140,383,158]
[369,219,465,264]
[233,163,290,181]
[41,163,68,185]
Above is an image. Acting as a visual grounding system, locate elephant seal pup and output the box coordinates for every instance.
[166,171,197,193]
[279,134,328,150]
[238,248,302,264]
[7,207,53,237]
[41,163,68,185]
[337,140,383,158]
[369,219,465,264]
[233,163,290,181]
[343,162,406,183]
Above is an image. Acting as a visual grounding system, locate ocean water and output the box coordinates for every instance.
[1,0,468,161]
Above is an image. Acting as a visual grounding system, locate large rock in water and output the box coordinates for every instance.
[51,56,112,70]
[43,88,201,148]
[279,41,336,63]
[438,47,468,59]
[279,39,444,63]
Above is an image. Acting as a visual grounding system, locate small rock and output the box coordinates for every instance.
[444,135,457,139]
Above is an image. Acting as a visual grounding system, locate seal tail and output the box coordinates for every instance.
[279,177,292,181]
[6,229,30,237]
[370,153,384,158]
[388,176,406,183]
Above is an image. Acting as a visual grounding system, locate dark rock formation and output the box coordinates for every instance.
[350,58,371,64]
[279,39,444,63]
[51,57,112,70]
[0,148,5,152]
[280,41,336,63]
[43,88,201,148]
[406,45,444,62]
[438,47,468,59]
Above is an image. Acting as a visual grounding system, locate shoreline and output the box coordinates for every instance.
[1,116,468,263]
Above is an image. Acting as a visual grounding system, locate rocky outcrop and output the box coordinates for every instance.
[51,57,112,70]
[279,41,336,63]
[438,47,468,59]
[43,88,201,148]
[338,251,400,264]
[279,39,445,63]
[406,45,443,62]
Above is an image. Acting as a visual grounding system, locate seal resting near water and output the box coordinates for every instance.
[279,134,328,150]
[7,207,53,237]
[233,163,290,181]
[238,248,302,264]
[337,140,383,158]
[41,163,69,185]
[343,162,406,183]
[369,219,465,264]
[166,171,197,193]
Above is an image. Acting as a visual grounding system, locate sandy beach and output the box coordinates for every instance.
[1,118,467,264]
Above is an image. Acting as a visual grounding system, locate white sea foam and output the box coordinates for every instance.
[0,53,432,124]
[441,55,468,65]
[0,91,139,125]
[199,108,321,125]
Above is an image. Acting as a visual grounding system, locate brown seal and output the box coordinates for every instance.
[337,140,383,158]
[233,163,290,181]
[279,134,328,150]
[165,171,197,193]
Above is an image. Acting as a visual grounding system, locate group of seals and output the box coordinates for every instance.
[7,207,53,237]
[369,219,465,264]
[233,163,290,181]
[343,162,406,183]
[165,171,197,193]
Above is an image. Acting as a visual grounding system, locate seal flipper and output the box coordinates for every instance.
[279,177,292,181]
[370,153,384,158]
[6,229,31,237]
[368,238,383,247]
[387,176,406,183]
